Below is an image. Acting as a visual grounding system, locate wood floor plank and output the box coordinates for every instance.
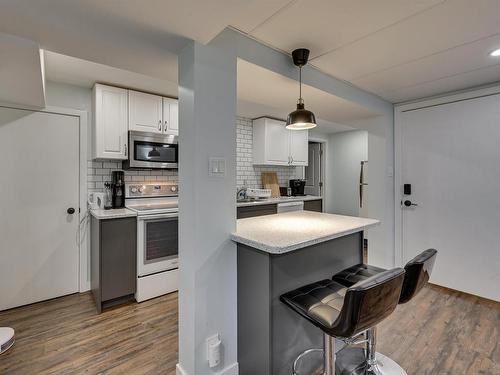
[0,284,498,374]
[0,292,178,375]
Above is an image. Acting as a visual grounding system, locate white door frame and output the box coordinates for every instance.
[394,84,500,266]
[0,103,89,292]
[308,136,327,207]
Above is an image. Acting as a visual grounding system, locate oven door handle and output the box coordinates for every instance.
[138,213,178,221]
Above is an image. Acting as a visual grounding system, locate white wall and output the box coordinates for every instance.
[44,81,93,156]
[326,130,368,216]
[178,40,238,375]
[310,113,394,270]
[347,115,394,269]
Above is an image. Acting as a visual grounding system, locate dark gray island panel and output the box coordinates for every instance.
[237,232,363,375]
[237,203,277,219]
[91,216,137,313]
[303,198,323,212]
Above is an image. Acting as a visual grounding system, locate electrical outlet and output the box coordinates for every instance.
[206,333,221,368]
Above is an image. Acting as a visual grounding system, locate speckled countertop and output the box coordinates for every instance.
[231,211,380,254]
[90,208,137,220]
[236,195,322,207]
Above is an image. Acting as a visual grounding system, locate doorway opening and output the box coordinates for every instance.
[305,141,325,197]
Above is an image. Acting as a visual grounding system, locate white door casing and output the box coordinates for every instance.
[0,107,80,310]
[395,89,500,301]
[305,142,321,196]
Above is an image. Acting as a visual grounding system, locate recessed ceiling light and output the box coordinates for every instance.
[490,48,500,57]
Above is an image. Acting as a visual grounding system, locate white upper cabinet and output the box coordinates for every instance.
[92,84,128,160]
[252,117,308,166]
[289,129,308,166]
[162,97,179,135]
[129,90,163,133]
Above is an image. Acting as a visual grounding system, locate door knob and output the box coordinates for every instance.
[403,200,418,207]
[67,207,76,214]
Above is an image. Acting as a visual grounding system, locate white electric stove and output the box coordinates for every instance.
[125,183,179,302]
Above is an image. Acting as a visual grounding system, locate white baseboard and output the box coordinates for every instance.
[176,363,187,375]
[176,362,239,375]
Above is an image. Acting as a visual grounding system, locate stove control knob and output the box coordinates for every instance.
[131,187,138,193]
[171,186,178,192]
[138,186,144,193]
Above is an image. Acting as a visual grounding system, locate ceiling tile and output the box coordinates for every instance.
[312,0,500,81]
[353,34,500,95]
[250,0,443,57]
[385,63,500,102]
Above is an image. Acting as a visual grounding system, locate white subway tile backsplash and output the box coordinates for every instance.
[87,116,292,193]
[87,162,178,193]
[236,117,299,189]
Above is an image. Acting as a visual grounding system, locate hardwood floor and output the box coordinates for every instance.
[0,285,498,375]
[378,284,500,375]
[0,292,178,375]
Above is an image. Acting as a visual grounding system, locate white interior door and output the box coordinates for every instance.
[399,94,500,301]
[0,107,80,310]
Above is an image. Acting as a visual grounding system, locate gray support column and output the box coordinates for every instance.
[177,40,237,375]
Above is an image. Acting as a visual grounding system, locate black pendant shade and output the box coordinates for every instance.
[286,48,317,130]
[286,100,317,130]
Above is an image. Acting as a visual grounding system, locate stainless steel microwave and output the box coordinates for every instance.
[123,131,178,169]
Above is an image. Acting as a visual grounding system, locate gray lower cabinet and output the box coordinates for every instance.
[303,199,323,212]
[237,204,277,219]
[91,216,137,313]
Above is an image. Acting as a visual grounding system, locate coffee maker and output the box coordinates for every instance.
[111,171,125,208]
[289,179,306,196]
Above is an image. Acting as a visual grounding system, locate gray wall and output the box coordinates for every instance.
[178,40,238,375]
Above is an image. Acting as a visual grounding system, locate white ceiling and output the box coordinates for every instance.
[237,59,376,132]
[240,0,500,102]
[44,51,178,98]
[0,33,45,108]
[2,0,500,105]
[43,51,364,133]
[0,0,289,82]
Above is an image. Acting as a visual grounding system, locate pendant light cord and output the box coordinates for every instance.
[299,66,302,101]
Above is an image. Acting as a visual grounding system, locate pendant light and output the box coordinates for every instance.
[286,48,317,130]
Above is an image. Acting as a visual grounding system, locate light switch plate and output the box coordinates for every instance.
[209,157,226,177]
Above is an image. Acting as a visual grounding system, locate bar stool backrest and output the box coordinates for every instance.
[400,249,438,304]
[333,268,405,338]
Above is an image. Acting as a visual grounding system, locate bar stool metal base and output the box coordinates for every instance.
[335,348,407,375]
[292,333,336,375]
[370,352,407,375]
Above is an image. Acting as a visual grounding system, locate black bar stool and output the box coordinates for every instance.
[333,249,438,375]
[280,268,406,375]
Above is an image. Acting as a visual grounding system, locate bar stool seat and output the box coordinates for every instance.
[281,268,405,375]
[280,279,347,336]
[332,249,438,375]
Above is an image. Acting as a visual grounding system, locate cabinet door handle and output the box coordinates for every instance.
[124,144,127,156]
[164,120,168,132]
[290,156,294,165]
[158,120,162,131]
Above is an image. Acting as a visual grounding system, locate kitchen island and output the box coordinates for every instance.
[231,211,379,375]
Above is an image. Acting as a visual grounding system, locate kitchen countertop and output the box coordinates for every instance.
[231,211,379,254]
[236,195,322,207]
[90,208,137,220]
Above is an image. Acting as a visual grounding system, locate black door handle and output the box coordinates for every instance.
[403,200,418,207]
[67,207,76,214]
